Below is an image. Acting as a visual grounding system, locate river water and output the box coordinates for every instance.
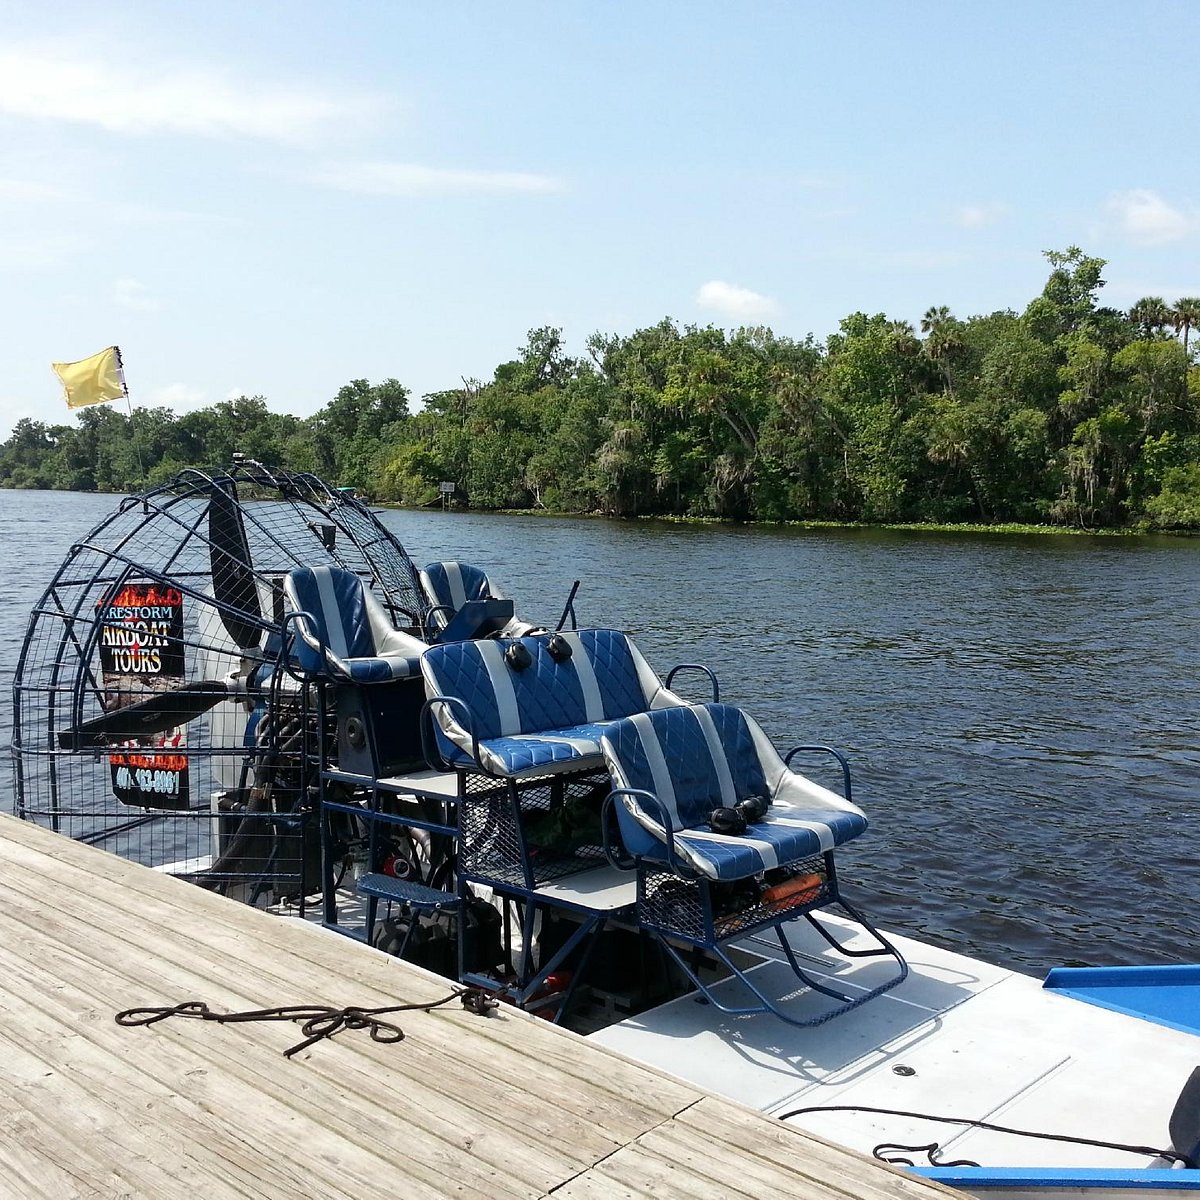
[3,489,1197,973]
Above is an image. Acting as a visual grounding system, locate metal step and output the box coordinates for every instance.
[356,872,461,911]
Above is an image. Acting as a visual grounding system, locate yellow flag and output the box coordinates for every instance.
[52,346,128,410]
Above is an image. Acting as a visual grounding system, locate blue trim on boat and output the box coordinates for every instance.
[1042,965,1200,1037]
[913,1166,1200,1190]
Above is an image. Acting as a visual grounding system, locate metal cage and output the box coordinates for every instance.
[11,462,427,905]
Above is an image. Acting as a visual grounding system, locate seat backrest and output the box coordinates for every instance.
[284,565,420,677]
[601,703,770,858]
[421,628,672,745]
[420,562,499,631]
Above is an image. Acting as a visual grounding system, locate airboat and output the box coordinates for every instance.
[10,461,1200,1198]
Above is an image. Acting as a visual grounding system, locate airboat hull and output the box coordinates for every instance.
[589,914,1200,1196]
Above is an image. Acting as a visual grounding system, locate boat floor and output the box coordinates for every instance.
[588,914,1200,1172]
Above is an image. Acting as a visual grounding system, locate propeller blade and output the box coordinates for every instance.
[59,680,231,750]
[209,483,263,651]
[1169,1066,1200,1165]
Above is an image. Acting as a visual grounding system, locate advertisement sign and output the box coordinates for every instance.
[96,581,190,810]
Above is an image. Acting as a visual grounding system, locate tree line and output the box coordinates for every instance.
[4,247,1199,529]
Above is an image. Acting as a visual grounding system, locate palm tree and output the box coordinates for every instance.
[1171,297,1200,361]
[920,305,962,392]
[920,305,953,336]
[886,319,919,355]
[1128,296,1172,339]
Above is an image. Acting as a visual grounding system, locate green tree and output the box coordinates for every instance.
[1170,297,1200,361]
[310,378,411,488]
[1128,296,1173,340]
[825,313,928,520]
[1023,246,1107,342]
[1113,339,1189,436]
[920,305,963,393]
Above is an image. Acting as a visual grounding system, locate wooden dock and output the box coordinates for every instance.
[0,815,952,1199]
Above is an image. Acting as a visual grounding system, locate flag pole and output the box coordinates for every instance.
[115,347,146,483]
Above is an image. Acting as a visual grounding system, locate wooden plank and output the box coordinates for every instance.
[548,1095,961,1200]
[539,1176,656,1200]
[0,832,695,1147]
[0,1025,268,1200]
[0,951,528,1200]
[0,848,684,1169]
[0,881,584,1198]
[677,1097,957,1199]
[0,819,686,1199]
[0,815,953,1200]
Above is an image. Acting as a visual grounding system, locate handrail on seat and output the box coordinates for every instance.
[664,663,720,703]
[420,694,485,774]
[278,609,320,683]
[601,788,688,874]
[784,744,853,804]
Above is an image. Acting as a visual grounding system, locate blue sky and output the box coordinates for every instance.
[1,0,1197,438]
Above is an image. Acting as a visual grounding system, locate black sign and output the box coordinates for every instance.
[96,582,190,810]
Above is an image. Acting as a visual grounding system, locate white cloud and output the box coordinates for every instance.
[954,201,1009,229]
[0,45,380,144]
[112,202,243,228]
[695,280,779,319]
[146,382,208,411]
[113,278,160,312]
[0,178,67,202]
[0,232,79,269]
[310,160,565,197]
[1107,189,1196,246]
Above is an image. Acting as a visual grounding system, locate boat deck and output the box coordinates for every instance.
[0,815,950,1200]
[591,913,1200,1173]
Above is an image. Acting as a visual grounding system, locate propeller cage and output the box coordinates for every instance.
[11,464,426,900]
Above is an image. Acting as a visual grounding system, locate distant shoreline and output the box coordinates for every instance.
[381,501,1199,539]
[9,482,1195,539]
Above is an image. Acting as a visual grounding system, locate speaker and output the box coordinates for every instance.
[335,676,426,777]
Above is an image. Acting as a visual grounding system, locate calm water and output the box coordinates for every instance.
[3,490,1197,973]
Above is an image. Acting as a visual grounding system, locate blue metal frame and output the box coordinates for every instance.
[913,1166,1200,1191]
[784,744,853,802]
[458,898,618,1023]
[636,861,909,1027]
[664,663,720,702]
[1043,965,1200,1037]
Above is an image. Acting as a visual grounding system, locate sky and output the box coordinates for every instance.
[1,0,1198,439]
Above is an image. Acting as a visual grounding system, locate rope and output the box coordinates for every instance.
[776,1104,1197,1170]
[116,987,498,1058]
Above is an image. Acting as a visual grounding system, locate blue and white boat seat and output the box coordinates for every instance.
[419,560,539,639]
[598,700,908,1026]
[601,703,867,881]
[420,628,683,778]
[283,565,427,682]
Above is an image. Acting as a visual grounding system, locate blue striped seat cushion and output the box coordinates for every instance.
[338,655,421,682]
[420,629,677,778]
[601,703,867,881]
[284,566,425,681]
[436,721,617,775]
[419,561,496,631]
